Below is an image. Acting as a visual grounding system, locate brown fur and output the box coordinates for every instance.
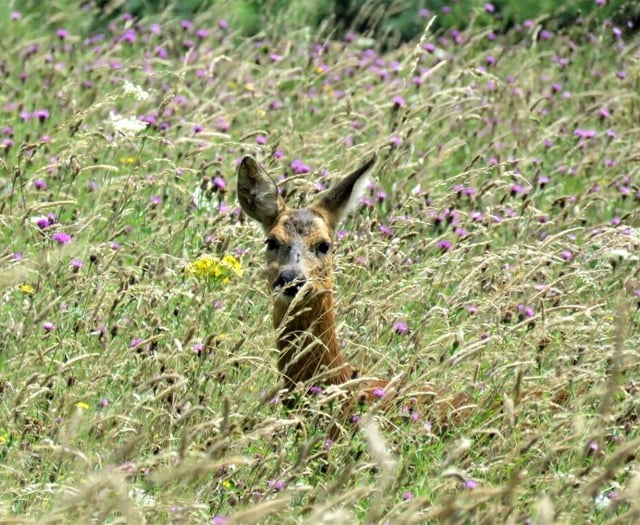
[237,154,470,433]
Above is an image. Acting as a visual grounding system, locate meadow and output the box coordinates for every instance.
[1,2,640,523]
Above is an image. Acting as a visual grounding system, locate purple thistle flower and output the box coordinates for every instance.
[213,176,226,191]
[437,240,452,252]
[463,479,478,490]
[402,491,414,500]
[33,178,47,190]
[56,29,69,40]
[485,3,495,13]
[290,159,310,174]
[372,388,386,399]
[43,321,56,332]
[392,95,406,107]
[34,109,50,122]
[393,321,409,335]
[215,116,230,132]
[52,232,72,245]
[517,304,535,318]
[71,258,84,269]
[539,29,552,40]
[268,479,286,491]
[379,224,393,237]
[129,337,143,349]
[211,516,228,525]
[560,250,573,261]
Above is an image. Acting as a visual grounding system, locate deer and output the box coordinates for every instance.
[237,153,469,434]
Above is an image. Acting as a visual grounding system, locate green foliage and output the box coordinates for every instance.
[1,1,640,523]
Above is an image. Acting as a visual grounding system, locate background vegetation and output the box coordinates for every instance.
[1,0,640,523]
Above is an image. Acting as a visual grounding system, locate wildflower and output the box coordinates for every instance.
[437,240,452,252]
[33,178,47,190]
[213,176,226,191]
[268,479,286,491]
[56,29,69,40]
[392,95,406,107]
[108,111,148,138]
[215,116,230,132]
[560,250,573,261]
[52,232,72,245]
[122,80,150,101]
[517,304,535,319]
[19,284,35,294]
[290,159,310,174]
[211,516,228,525]
[75,401,90,410]
[43,321,55,332]
[309,385,324,395]
[372,388,386,399]
[130,337,143,349]
[379,224,393,237]
[393,321,409,335]
[34,109,50,122]
[402,491,414,500]
[186,254,243,284]
[463,479,478,490]
[484,3,495,13]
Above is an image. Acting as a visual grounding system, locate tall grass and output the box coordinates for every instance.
[1,2,640,523]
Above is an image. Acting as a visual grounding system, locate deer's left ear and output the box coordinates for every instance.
[312,152,377,229]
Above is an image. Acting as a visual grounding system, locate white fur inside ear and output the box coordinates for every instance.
[338,173,371,223]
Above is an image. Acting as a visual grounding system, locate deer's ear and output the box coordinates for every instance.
[313,152,377,229]
[237,156,284,229]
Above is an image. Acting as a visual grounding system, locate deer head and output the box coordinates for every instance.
[237,153,377,389]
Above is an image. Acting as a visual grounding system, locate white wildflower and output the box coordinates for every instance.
[191,185,216,212]
[108,111,148,138]
[122,80,150,101]
[594,492,611,510]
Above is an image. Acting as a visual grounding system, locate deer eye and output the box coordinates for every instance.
[265,238,279,251]
[316,241,331,255]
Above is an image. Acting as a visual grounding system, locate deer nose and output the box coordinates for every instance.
[274,269,306,297]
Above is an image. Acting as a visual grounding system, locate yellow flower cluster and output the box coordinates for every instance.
[186,254,243,284]
[19,284,35,295]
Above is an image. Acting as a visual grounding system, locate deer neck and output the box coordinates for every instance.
[273,288,352,389]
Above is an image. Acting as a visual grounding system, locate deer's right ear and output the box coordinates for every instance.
[237,156,283,229]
